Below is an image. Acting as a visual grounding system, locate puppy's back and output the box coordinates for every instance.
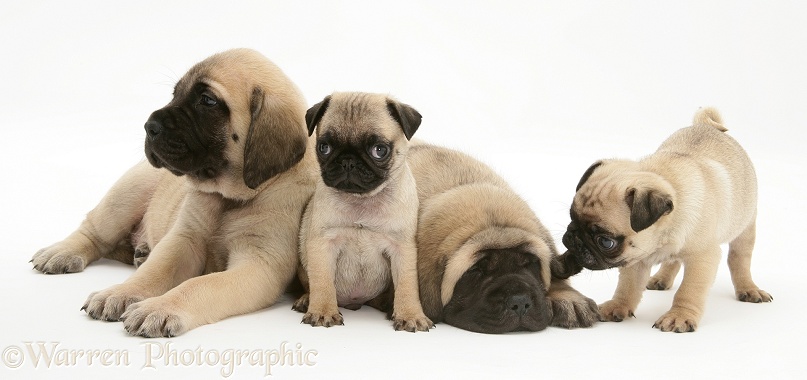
[408,142,510,201]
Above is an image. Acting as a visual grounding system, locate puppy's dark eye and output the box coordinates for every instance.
[596,236,617,251]
[369,144,390,160]
[318,142,332,155]
[200,94,217,106]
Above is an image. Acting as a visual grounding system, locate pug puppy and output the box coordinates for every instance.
[555,107,771,333]
[31,48,318,337]
[406,142,599,334]
[292,92,433,332]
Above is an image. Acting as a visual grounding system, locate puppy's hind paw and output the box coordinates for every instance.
[736,288,773,303]
[31,247,88,274]
[646,276,673,291]
[291,294,310,313]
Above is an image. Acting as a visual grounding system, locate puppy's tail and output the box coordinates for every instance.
[693,107,727,132]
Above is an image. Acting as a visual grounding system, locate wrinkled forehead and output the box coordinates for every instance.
[571,200,629,234]
[321,93,398,140]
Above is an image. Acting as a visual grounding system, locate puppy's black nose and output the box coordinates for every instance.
[506,294,531,316]
[340,157,357,172]
[145,120,163,138]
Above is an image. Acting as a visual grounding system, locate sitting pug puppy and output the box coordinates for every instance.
[293,92,433,332]
[406,142,600,334]
[554,107,771,333]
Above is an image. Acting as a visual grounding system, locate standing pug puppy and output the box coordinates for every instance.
[31,48,317,337]
[555,108,771,332]
[408,143,599,333]
[293,92,433,332]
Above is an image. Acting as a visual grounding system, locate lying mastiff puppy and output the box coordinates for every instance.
[31,48,317,337]
[405,142,599,333]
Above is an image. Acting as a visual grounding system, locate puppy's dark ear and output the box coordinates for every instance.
[305,96,331,137]
[576,161,603,192]
[243,87,307,190]
[625,187,673,232]
[386,99,422,140]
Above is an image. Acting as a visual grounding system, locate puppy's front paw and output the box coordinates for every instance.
[653,307,699,333]
[302,307,343,327]
[121,298,189,338]
[392,312,434,332]
[291,294,310,313]
[82,285,146,322]
[31,244,91,274]
[549,293,600,329]
[598,300,635,322]
[736,288,773,303]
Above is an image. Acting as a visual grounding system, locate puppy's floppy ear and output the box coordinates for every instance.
[243,87,307,189]
[576,161,603,192]
[386,99,422,140]
[305,96,331,137]
[625,187,673,232]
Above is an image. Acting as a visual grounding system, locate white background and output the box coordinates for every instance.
[1,1,805,379]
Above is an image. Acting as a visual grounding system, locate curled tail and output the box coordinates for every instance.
[693,107,727,132]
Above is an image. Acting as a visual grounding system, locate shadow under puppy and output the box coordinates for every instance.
[293,92,434,332]
[553,107,772,333]
[31,48,316,337]
[405,142,600,334]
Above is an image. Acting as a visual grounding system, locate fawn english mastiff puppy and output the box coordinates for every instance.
[31,48,318,337]
[553,108,771,332]
[406,142,599,334]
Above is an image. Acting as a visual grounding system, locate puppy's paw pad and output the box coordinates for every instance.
[598,300,634,323]
[121,300,188,338]
[82,287,145,322]
[736,289,773,303]
[291,294,310,313]
[302,310,343,327]
[653,310,698,333]
[550,296,600,329]
[392,314,434,332]
[646,277,672,291]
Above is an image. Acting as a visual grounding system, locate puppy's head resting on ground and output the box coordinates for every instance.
[304,92,420,195]
[409,144,569,334]
[143,48,308,200]
[441,242,553,334]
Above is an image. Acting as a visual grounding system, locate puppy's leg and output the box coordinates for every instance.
[122,253,296,337]
[31,162,160,274]
[653,246,721,332]
[646,261,681,290]
[291,268,311,313]
[301,239,343,327]
[728,219,772,303]
[83,190,221,322]
[599,261,651,322]
[389,242,434,332]
[547,278,599,328]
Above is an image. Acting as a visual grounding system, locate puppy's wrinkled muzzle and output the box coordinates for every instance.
[560,230,611,271]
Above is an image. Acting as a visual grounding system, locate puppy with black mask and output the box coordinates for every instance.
[293,92,433,332]
[553,108,771,333]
